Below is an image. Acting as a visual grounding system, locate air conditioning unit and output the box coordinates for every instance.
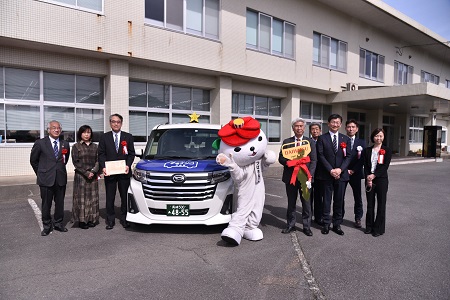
[346,83,358,91]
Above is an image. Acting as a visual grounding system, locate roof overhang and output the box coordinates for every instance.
[328,83,450,119]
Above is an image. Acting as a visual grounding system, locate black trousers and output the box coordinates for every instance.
[320,179,346,227]
[285,181,311,230]
[343,175,364,221]
[104,174,130,225]
[365,177,388,234]
[40,184,66,230]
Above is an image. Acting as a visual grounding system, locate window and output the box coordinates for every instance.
[300,102,331,137]
[359,49,385,82]
[394,61,413,85]
[313,32,347,72]
[246,9,295,59]
[446,80,450,89]
[0,67,104,144]
[40,0,103,13]
[409,116,424,143]
[421,71,439,85]
[232,93,281,142]
[441,128,447,144]
[145,0,220,40]
[129,82,211,142]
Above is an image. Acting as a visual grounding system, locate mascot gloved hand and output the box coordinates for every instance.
[215,116,276,246]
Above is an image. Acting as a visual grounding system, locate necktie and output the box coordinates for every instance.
[114,133,119,153]
[53,141,58,158]
[333,134,338,153]
[351,137,354,150]
[296,138,300,147]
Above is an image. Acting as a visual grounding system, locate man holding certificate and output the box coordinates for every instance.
[98,113,135,230]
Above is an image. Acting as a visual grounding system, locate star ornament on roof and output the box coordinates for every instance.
[189,112,200,123]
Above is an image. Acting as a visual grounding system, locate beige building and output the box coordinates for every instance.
[1,0,449,177]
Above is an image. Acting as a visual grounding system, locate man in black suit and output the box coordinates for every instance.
[30,120,70,236]
[279,118,317,236]
[315,114,352,236]
[309,122,323,225]
[98,113,135,230]
[343,119,366,228]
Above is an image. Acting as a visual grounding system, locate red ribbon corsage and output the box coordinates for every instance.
[121,141,128,155]
[340,142,347,156]
[378,148,385,164]
[61,148,68,164]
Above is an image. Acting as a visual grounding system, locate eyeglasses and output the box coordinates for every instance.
[110,120,122,124]
[49,127,61,130]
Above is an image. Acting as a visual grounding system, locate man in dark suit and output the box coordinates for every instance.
[309,122,323,225]
[279,118,317,236]
[343,119,366,228]
[315,114,352,236]
[98,113,135,230]
[30,120,70,236]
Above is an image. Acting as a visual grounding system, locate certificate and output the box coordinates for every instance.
[105,160,126,175]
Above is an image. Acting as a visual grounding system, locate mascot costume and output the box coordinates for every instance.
[215,117,276,245]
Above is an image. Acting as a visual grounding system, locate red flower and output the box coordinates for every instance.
[61,148,68,155]
[379,149,386,155]
[340,142,347,149]
[121,141,127,146]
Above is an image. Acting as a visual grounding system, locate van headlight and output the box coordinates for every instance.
[210,169,230,184]
[133,168,147,183]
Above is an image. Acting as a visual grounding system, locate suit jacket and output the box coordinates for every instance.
[278,136,317,184]
[30,136,70,187]
[363,145,392,179]
[315,132,352,181]
[98,131,136,177]
[348,137,366,179]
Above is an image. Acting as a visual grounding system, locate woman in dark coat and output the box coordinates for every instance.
[363,128,392,237]
[71,125,100,229]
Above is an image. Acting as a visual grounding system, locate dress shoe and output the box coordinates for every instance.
[332,226,344,236]
[364,228,372,234]
[372,232,381,237]
[120,220,131,228]
[303,228,313,236]
[79,222,89,229]
[321,225,329,235]
[281,226,296,234]
[106,224,114,230]
[41,227,53,236]
[87,222,96,228]
[54,226,68,232]
[354,219,362,228]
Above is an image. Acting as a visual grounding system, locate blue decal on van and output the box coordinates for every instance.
[164,161,198,169]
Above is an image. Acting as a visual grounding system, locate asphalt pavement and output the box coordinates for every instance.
[0,157,449,300]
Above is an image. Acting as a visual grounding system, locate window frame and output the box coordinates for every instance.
[313,32,347,72]
[145,0,220,41]
[129,81,212,143]
[409,116,424,143]
[246,9,295,59]
[394,61,414,85]
[0,66,105,144]
[359,48,385,82]
[300,101,332,137]
[231,92,282,143]
[37,0,104,14]
[421,70,440,85]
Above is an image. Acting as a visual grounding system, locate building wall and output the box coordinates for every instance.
[0,0,449,177]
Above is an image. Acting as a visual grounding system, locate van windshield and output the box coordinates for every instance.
[144,128,219,160]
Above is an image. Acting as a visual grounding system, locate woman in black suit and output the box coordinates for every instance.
[363,128,392,237]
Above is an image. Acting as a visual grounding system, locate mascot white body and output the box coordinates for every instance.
[216,117,276,245]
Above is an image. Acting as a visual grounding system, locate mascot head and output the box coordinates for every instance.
[216,117,268,167]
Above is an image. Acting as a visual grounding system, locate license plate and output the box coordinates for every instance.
[166,204,190,216]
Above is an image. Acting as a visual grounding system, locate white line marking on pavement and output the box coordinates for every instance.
[28,198,43,231]
[291,232,326,300]
[265,193,282,198]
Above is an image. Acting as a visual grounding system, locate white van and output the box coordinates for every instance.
[127,123,233,225]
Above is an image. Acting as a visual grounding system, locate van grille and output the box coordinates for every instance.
[141,172,216,201]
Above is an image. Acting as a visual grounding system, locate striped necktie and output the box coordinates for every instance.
[114,133,119,153]
[351,137,354,150]
[333,134,338,153]
[53,141,58,158]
